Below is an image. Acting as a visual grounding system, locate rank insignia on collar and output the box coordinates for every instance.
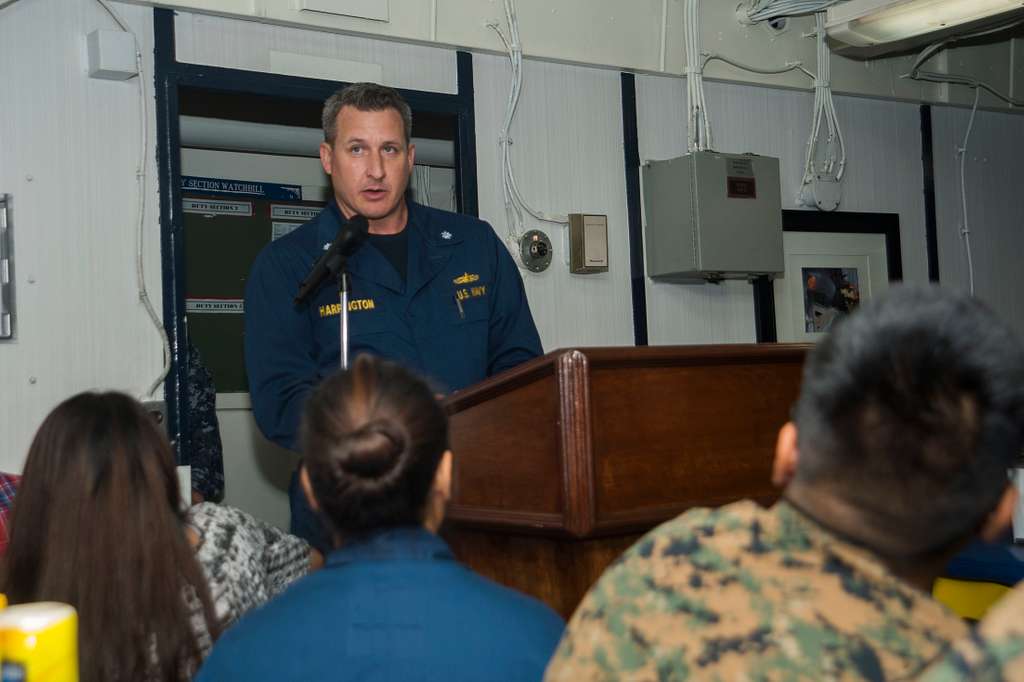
[440,230,453,240]
[453,272,480,285]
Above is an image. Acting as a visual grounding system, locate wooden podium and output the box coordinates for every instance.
[442,344,808,617]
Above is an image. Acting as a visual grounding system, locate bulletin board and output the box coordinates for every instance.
[183,175,325,392]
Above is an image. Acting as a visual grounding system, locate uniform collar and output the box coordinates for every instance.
[775,500,949,605]
[328,200,458,297]
[325,526,454,568]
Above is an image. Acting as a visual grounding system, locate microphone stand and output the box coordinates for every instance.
[338,267,351,370]
[292,213,368,370]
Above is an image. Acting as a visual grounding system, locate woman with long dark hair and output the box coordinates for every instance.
[3,391,316,682]
[197,355,564,681]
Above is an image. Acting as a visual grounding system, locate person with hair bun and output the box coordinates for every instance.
[197,355,564,682]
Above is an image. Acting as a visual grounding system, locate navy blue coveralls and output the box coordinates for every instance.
[244,200,543,545]
[195,527,564,682]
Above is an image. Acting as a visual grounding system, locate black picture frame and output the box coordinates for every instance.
[753,210,902,343]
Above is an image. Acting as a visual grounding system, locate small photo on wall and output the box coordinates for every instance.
[802,267,861,333]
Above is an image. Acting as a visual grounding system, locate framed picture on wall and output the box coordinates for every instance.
[755,211,902,343]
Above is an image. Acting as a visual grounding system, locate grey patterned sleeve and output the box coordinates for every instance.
[253,508,312,596]
[187,502,311,627]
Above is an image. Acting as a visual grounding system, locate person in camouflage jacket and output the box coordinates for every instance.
[546,286,1024,681]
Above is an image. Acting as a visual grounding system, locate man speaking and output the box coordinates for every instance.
[244,83,542,546]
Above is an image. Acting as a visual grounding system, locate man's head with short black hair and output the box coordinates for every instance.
[783,285,1024,559]
[322,82,412,145]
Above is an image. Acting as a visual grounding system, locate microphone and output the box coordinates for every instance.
[294,214,369,305]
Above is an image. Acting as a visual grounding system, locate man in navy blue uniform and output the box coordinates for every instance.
[244,83,542,547]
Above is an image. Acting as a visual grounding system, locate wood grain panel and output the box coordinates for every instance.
[444,527,640,619]
[591,361,801,523]
[448,373,563,516]
[443,344,807,616]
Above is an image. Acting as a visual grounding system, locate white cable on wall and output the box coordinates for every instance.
[684,0,712,152]
[739,0,842,23]
[689,3,843,212]
[487,0,568,250]
[905,19,1024,108]
[96,0,170,398]
[797,11,846,210]
[903,19,1024,296]
[659,0,669,73]
[700,53,815,80]
[958,88,981,296]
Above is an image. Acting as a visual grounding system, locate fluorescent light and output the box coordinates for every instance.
[826,0,1024,46]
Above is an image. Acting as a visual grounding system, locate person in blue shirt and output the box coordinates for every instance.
[196,355,564,682]
[244,82,542,549]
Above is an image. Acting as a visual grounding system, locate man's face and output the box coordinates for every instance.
[319,106,415,229]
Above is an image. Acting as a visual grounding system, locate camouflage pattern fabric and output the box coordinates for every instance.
[188,344,225,501]
[920,580,1024,682]
[545,500,968,682]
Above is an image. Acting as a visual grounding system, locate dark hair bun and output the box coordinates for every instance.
[339,420,405,478]
[301,356,449,533]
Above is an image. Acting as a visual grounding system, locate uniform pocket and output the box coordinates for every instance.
[447,282,490,325]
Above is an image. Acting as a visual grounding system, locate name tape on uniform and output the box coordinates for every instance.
[183,199,253,217]
[186,298,245,314]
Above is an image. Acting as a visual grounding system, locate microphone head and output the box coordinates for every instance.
[335,214,369,258]
[349,213,369,234]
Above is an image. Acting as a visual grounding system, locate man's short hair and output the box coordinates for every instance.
[793,285,1024,557]
[321,82,413,145]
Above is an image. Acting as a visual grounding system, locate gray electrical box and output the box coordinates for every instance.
[642,151,783,283]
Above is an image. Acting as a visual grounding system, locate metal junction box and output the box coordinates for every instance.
[642,151,783,283]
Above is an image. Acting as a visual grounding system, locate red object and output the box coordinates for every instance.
[0,473,21,555]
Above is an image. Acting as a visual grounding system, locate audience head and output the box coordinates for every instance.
[776,285,1024,559]
[300,355,452,540]
[3,391,217,682]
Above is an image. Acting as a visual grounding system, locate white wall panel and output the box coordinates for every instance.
[217,398,298,531]
[174,10,457,94]
[0,0,162,472]
[128,0,1022,109]
[474,54,634,351]
[932,105,1024,335]
[636,74,929,345]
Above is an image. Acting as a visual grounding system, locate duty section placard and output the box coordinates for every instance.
[183,199,253,217]
[186,298,245,314]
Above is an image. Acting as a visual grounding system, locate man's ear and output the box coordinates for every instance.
[772,421,799,488]
[319,142,334,175]
[300,463,321,513]
[980,483,1018,542]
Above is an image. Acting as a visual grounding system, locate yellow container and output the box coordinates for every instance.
[933,577,1011,621]
[0,602,78,682]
